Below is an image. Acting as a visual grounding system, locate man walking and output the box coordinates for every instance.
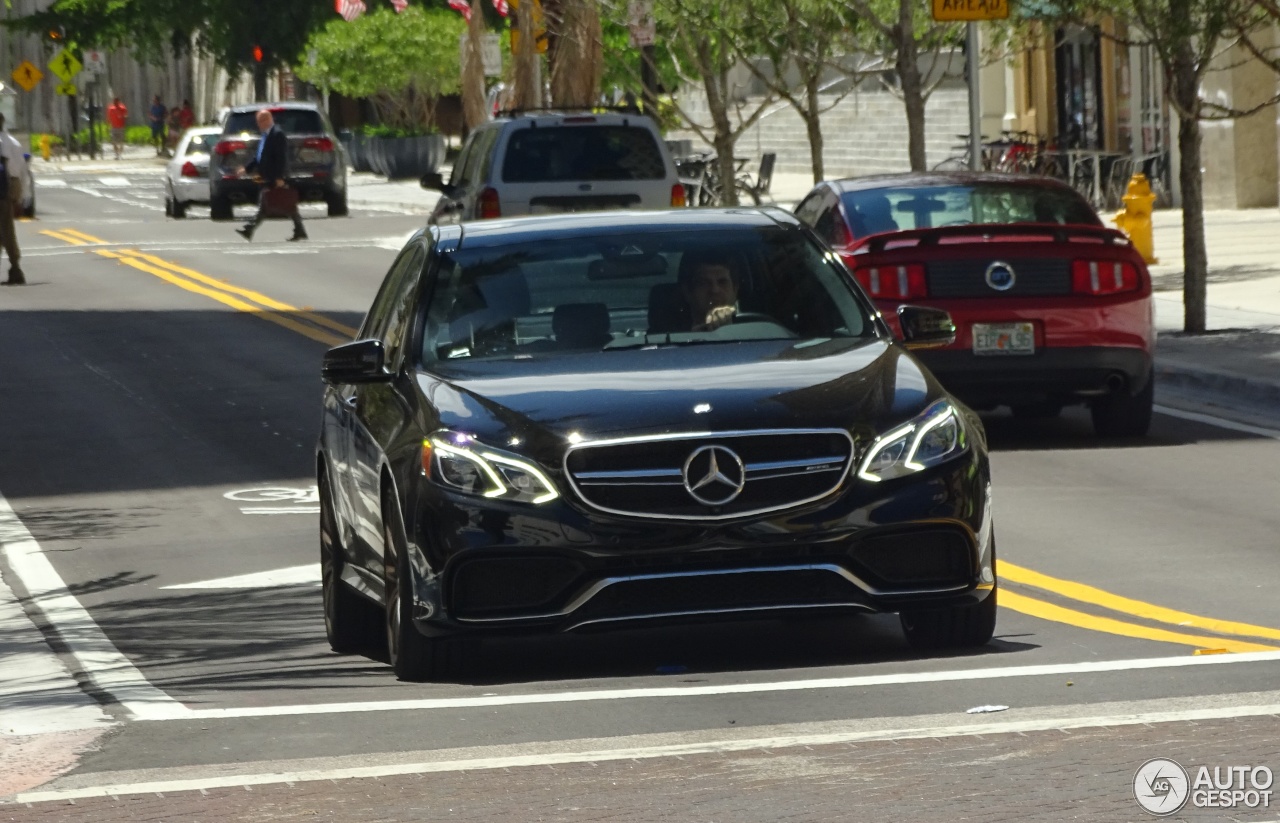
[149,94,167,156]
[107,97,128,160]
[236,109,306,242]
[0,114,27,285]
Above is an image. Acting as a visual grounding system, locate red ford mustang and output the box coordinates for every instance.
[794,172,1155,437]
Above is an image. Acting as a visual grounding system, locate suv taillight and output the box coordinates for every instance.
[477,187,501,219]
[851,264,928,300]
[671,183,686,208]
[302,137,334,152]
[1072,260,1139,296]
[214,139,247,156]
[180,161,200,177]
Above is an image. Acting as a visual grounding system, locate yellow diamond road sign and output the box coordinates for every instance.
[933,0,1009,21]
[55,81,77,96]
[49,49,82,82]
[12,61,43,92]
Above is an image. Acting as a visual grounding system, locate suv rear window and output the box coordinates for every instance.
[223,109,325,135]
[502,126,666,183]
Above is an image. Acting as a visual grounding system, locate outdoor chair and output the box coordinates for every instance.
[740,152,776,203]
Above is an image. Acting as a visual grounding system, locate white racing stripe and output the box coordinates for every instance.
[13,695,1280,804]
[1155,404,1280,439]
[0,493,190,721]
[172,650,1280,721]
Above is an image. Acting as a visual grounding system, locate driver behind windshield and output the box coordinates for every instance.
[679,249,741,331]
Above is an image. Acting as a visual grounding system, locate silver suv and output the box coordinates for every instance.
[421,109,684,223]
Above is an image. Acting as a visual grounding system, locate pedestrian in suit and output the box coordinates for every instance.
[0,114,27,285]
[236,109,306,242]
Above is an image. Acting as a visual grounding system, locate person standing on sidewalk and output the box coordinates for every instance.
[236,109,306,242]
[0,114,27,285]
[149,95,167,156]
[106,97,128,160]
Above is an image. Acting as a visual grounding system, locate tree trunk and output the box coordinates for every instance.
[512,0,541,110]
[462,0,488,133]
[804,74,824,183]
[1171,44,1207,333]
[253,62,269,103]
[696,38,739,206]
[896,1,927,172]
[549,0,602,108]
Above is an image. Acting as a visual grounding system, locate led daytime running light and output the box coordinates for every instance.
[426,436,560,504]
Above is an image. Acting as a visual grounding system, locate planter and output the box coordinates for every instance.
[365,136,388,177]
[366,134,446,180]
[345,131,373,173]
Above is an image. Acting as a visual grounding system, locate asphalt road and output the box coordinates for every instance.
[2,173,1279,820]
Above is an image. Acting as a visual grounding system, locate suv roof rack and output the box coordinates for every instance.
[495,104,645,119]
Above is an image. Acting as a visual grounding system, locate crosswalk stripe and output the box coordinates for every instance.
[97,176,132,187]
[36,178,68,187]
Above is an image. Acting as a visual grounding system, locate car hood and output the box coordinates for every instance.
[417,338,946,457]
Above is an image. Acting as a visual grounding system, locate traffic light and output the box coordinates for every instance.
[252,45,263,62]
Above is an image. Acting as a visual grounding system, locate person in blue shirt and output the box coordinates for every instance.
[148,95,167,156]
[236,109,306,242]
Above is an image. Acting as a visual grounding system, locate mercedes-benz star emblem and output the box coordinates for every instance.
[682,445,746,506]
[984,261,1016,292]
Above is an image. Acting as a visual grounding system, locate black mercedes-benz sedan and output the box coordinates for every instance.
[317,208,997,681]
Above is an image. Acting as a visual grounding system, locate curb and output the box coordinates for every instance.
[1155,358,1280,409]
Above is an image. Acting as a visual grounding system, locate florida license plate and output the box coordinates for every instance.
[972,322,1035,355]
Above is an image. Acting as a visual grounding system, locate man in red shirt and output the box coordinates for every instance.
[106,97,128,160]
[178,100,195,131]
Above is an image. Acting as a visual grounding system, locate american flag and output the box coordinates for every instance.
[492,0,508,16]
[389,0,408,11]
[447,0,471,19]
[335,0,366,21]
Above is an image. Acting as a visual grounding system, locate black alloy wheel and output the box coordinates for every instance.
[1090,370,1154,437]
[320,473,378,653]
[382,492,464,682]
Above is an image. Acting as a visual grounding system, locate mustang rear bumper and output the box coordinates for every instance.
[915,345,1152,408]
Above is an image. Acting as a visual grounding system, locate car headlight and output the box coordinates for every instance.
[423,432,559,504]
[857,401,967,482]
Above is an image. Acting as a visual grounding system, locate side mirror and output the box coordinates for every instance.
[322,339,391,384]
[897,306,956,350]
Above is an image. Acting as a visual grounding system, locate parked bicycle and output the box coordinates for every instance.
[675,151,764,206]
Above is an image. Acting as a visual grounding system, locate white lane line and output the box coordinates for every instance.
[0,561,115,735]
[1155,404,1280,439]
[15,698,1280,804]
[0,494,190,722]
[239,506,321,514]
[70,187,105,198]
[35,178,68,188]
[97,176,132,187]
[162,565,318,590]
[171,650,1280,721]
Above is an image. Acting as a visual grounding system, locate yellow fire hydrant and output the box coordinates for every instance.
[1112,173,1157,264]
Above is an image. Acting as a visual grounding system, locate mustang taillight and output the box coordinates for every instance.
[302,137,334,152]
[1072,259,1139,296]
[180,161,200,177]
[214,139,247,156]
[477,187,501,219]
[670,183,686,208]
[852,264,928,300]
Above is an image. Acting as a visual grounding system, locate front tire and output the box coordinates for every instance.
[900,585,998,650]
[383,493,465,682]
[1091,371,1154,437]
[327,193,349,217]
[171,199,187,219]
[320,474,379,653]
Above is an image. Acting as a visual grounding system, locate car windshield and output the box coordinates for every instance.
[502,126,666,182]
[840,183,1099,237]
[421,227,874,364]
[223,109,325,135]
[185,133,215,155]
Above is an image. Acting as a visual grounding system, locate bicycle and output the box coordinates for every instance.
[675,152,761,206]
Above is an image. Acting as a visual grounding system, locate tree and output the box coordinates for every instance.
[548,0,605,107]
[843,0,964,172]
[295,6,467,132]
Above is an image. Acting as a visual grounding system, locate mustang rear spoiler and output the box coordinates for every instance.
[849,223,1134,255]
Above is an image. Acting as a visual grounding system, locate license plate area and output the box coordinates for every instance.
[972,322,1035,355]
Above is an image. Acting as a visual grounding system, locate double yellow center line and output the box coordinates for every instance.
[41,228,357,347]
[37,226,1280,656]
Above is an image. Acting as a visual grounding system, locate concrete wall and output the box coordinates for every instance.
[1199,27,1279,210]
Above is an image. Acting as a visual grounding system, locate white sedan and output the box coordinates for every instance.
[164,126,222,219]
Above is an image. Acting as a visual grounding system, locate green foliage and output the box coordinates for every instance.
[296,5,466,132]
[29,133,63,152]
[598,18,680,97]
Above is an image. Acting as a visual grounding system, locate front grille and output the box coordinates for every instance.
[564,430,855,520]
[573,567,863,622]
[927,258,1071,298]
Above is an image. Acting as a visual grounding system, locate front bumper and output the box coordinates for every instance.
[405,450,994,637]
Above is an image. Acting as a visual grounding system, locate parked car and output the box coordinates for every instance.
[420,109,686,224]
[20,153,34,218]
[316,208,996,682]
[794,172,1155,437]
[163,126,222,219]
[209,102,347,220]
